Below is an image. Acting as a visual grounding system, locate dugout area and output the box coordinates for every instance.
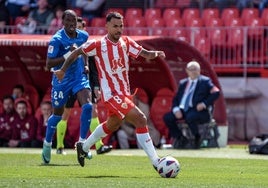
[0,35,228,147]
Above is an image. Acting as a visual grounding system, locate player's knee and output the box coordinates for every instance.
[48,114,62,129]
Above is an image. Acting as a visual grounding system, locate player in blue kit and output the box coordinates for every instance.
[42,9,93,164]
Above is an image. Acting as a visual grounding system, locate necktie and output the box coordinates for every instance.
[184,82,194,112]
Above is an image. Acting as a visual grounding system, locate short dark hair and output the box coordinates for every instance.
[2,95,14,103]
[106,12,123,22]
[62,9,77,20]
[77,16,86,27]
[13,84,24,93]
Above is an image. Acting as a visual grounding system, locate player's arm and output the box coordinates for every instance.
[53,47,84,80]
[139,48,166,59]
[46,45,77,70]
[46,56,65,70]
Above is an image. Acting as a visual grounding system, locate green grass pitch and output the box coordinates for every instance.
[0,147,267,188]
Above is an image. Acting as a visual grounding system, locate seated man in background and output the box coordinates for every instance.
[0,95,18,147]
[163,61,220,149]
[8,100,37,147]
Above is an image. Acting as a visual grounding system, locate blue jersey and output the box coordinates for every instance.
[47,28,90,108]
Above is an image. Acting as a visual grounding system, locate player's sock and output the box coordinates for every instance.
[56,120,67,149]
[45,114,62,143]
[90,117,103,150]
[83,122,111,152]
[80,103,92,140]
[136,126,159,166]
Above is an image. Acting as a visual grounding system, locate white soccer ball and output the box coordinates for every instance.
[157,156,180,178]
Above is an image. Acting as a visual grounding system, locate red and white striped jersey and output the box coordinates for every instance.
[82,35,143,101]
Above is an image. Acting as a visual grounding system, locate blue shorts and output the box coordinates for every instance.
[51,75,90,108]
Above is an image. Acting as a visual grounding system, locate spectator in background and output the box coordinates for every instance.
[75,0,106,21]
[163,61,220,149]
[11,84,33,114]
[8,100,37,147]
[12,84,25,100]
[6,0,37,20]
[48,6,64,34]
[32,101,52,148]
[0,95,18,147]
[17,0,54,34]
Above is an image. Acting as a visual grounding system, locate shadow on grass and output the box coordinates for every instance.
[39,163,79,167]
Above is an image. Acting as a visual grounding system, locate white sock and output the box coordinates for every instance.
[79,138,86,142]
[83,124,107,152]
[136,132,159,166]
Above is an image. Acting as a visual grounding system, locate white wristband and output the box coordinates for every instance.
[63,51,72,60]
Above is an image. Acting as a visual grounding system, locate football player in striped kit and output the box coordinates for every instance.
[54,12,165,170]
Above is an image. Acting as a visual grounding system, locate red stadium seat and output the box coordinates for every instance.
[90,17,106,27]
[202,8,220,26]
[163,8,181,23]
[224,17,243,27]
[127,17,148,36]
[182,8,200,23]
[24,84,40,111]
[169,28,189,42]
[165,17,184,27]
[144,8,162,23]
[146,17,165,27]
[241,8,259,25]
[261,8,268,26]
[246,17,264,37]
[205,17,223,27]
[194,36,211,57]
[150,88,175,139]
[221,8,239,26]
[125,8,143,23]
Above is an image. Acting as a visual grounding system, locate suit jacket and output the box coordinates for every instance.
[172,75,220,110]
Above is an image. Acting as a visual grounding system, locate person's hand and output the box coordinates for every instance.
[156,51,166,58]
[196,102,206,111]
[53,69,65,81]
[174,110,183,119]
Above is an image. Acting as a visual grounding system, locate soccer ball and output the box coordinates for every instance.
[157,156,180,178]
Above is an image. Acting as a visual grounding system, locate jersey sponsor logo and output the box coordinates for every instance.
[48,45,54,53]
[111,58,125,73]
[121,102,128,109]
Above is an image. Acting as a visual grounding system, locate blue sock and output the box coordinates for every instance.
[45,115,62,143]
[80,103,92,140]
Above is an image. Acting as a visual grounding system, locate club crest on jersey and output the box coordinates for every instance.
[121,102,128,109]
[48,45,54,53]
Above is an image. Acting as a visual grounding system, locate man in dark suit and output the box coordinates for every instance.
[163,61,220,149]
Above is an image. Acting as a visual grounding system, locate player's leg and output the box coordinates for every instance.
[42,107,64,164]
[76,88,92,142]
[125,106,160,168]
[91,104,112,154]
[56,108,70,154]
[56,94,76,154]
[42,86,69,164]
